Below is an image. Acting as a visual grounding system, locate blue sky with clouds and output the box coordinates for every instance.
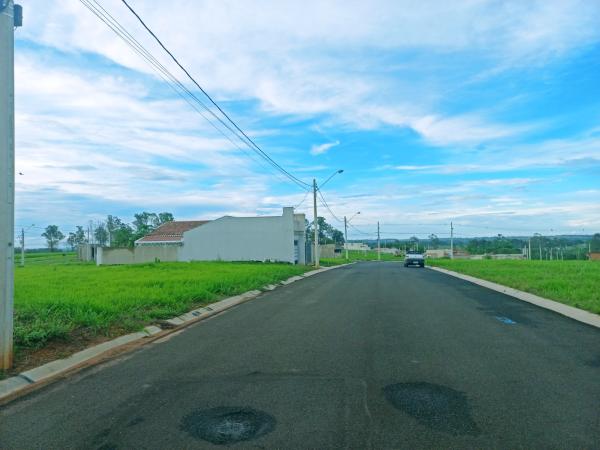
[12,0,600,245]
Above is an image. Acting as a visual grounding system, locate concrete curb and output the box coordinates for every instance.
[428,266,600,329]
[0,262,352,404]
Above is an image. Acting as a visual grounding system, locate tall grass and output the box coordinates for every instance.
[428,259,600,314]
[14,261,307,349]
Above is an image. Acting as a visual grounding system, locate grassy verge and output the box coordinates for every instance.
[14,251,80,266]
[428,259,600,314]
[320,250,402,265]
[14,261,308,352]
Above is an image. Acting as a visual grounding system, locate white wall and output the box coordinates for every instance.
[179,208,305,264]
[97,245,179,265]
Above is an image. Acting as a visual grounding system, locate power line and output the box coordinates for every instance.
[79,0,309,191]
[317,189,343,223]
[119,0,310,190]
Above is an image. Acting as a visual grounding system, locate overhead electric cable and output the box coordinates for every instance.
[79,0,308,191]
[317,189,343,223]
[119,0,310,190]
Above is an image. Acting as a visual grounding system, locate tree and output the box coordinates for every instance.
[158,212,174,225]
[131,211,175,243]
[590,233,600,252]
[42,225,64,252]
[65,226,87,250]
[112,222,134,247]
[331,229,345,244]
[409,236,420,252]
[94,224,109,246]
[306,217,343,244]
[429,234,440,249]
[106,215,121,246]
[66,232,77,251]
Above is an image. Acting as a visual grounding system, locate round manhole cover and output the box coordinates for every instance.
[180,406,276,445]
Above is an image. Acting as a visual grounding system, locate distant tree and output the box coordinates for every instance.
[66,232,77,251]
[306,217,344,244]
[106,215,121,246]
[112,223,134,247]
[590,233,600,252]
[132,211,174,244]
[42,225,64,252]
[331,229,345,244]
[74,226,86,246]
[409,236,420,252]
[94,224,109,246]
[428,234,440,249]
[157,212,174,225]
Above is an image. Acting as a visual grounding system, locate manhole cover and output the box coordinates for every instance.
[180,406,276,445]
[383,382,480,436]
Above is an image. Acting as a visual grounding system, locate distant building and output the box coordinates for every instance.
[77,243,100,262]
[345,242,370,251]
[319,244,343,259]
[97,207,306,265]
[425,249,448,258]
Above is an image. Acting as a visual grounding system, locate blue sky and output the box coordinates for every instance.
[13,0,600,246]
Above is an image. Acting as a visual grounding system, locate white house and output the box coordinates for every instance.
[97,207,306,265]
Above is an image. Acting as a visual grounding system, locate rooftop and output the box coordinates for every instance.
[136,220,210,244]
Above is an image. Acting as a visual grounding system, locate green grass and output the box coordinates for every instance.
[321,249,401,265]
[14,261,308,350]
[14,251,80,266]
[428,259,600,314]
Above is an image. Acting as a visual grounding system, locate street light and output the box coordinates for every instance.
[344,212,360,260]
[313,169,344,268]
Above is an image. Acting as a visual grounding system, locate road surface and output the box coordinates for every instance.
[1,262,599,449]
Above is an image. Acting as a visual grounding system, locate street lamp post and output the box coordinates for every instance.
[313,169,343,268]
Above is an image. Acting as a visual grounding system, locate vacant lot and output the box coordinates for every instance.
[321,249,400,265]
[14,260,307,353]
[14,251,80,266]
[428,259,600,314]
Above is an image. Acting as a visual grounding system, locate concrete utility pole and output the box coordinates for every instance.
[313,178,319,268]
[344,216,348,261]
[528,238,531,261]
[343,212,359,261]
[20,228,24,267]
[377,221,381,261]
[1,0,21,370]
[450,222,454,259]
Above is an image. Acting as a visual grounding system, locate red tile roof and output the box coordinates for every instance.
[136,221,210,243]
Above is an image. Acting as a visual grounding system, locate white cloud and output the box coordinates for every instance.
[310,140,340,155]
[15,0,600,144]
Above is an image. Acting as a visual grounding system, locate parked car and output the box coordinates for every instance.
[404,250,425,268]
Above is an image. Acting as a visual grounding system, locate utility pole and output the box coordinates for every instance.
[20,228,24,267]
[450,222,454,259]
[377,221,381,260]
[1,0,22,370]
[313,178,319,268]
[344,216,348,261]
[528,238,531,261]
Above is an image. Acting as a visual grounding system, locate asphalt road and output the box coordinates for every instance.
[1,262,599,449]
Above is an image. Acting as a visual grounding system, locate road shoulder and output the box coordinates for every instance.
[428,266,600,329]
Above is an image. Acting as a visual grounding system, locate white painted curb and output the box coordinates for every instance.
[429,266,600,329]
[0,263,352,403]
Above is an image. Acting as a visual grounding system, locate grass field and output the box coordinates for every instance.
[14,260,308,352]
[14,251,81,266]
[321,249,401,265]
[428,259,600,314]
